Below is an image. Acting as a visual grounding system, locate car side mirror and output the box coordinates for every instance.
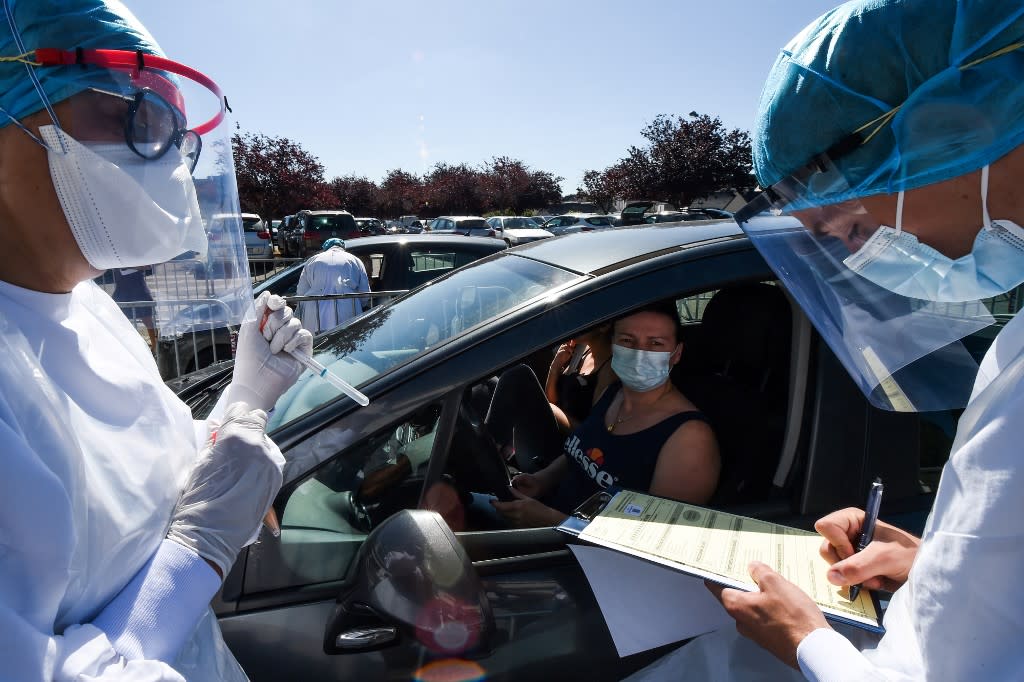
[323,509,494,656]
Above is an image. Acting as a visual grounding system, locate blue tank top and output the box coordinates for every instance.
[550,383,710,513]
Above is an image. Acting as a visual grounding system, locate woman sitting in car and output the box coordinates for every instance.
[492,302,721,527]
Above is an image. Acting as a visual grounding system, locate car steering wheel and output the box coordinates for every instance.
[452,402,516,502]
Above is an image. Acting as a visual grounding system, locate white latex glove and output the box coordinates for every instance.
[167,402,285,578]
[227,290,313,412]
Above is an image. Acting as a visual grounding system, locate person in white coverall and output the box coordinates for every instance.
[0,1,313,679]
[627,1,1024,680]
[296,237,371,334]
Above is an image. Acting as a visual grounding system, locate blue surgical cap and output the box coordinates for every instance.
[322,238,345,250]
[0,0,163,128]
[753,0,1024,206]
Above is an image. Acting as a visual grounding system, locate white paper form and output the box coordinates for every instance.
[575,491,882,631]
[568,545,733,657]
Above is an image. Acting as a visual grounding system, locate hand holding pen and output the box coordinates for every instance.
[815,490,921,597]
[848,478,884,601]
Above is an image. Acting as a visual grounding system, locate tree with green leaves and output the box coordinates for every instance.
[581,113,754,208]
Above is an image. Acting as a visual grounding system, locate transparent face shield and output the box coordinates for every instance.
[734,152,996,412]
[19,49,253,338]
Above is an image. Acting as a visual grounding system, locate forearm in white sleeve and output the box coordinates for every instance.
[91,539,221,663]
[797,628,896,682]
[0,603,187,682]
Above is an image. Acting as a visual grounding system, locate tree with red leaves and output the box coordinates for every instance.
[232,132,336,221]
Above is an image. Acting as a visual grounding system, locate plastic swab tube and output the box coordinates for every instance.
[289,350,370,406]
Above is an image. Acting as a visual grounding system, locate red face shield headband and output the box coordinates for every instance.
[32,48,226,135]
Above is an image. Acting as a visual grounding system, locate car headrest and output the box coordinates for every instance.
[693,283,791,391]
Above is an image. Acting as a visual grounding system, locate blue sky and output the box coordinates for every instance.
[132,0,841,194]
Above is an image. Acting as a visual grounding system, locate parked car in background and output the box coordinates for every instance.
[158,235,507,380]
[643,209,733,224]
[618,200,678,225]
[269,220,282,251]
[281,210,362,258]
[406,220,426,233]
[355,217,387,235]
[384,220,406,234]
[485,216,555,245]
[688,207,734,219]
[529,214,553,226]
[542,213,616,235]
[242,213,273,259]
[164,221,1011,681]
[204,213,245,279]
[428,215,494,237]
[399,215,421,232]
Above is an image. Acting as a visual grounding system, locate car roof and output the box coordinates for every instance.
[512,221,739,274]
[301,209,353,216]
[435,215,487,220]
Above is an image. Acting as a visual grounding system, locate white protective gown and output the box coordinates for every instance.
[627,311,1024,681]
[295,247,370,334]
[0,279,247,681]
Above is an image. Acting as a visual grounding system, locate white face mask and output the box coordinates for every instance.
[41,125,206,270]
[843,165,1024,302]
[611,344,673,392]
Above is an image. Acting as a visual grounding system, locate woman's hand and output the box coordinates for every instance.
[546,340,577,402]
[815,507,921,592]
[509,472,545,498]
[551,339,576,370]
[491,487,567,528]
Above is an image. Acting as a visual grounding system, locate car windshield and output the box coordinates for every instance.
[503,217,536,228]
[456,219,488,229]
[587,216,611,226]
[241,217,262,231]
[265,254,580,429]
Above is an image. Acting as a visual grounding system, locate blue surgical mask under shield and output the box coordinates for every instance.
[611,344,673,392]
[843,166,1024,303]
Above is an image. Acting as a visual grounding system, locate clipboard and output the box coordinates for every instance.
[558,490,885,634]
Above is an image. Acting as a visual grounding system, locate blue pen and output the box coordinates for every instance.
[849,478,884,602]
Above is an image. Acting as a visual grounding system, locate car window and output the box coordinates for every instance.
[406,249,483,288]
[272,403,444,587]
[503,217,534,229]
[264,255,581,429]
[241,217,263,231]
[676,289,718,324]
[587,216,612,226]
[457,219,488,230]
[308,215,355,231]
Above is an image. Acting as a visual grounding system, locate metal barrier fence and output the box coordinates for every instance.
[134,289,406,380]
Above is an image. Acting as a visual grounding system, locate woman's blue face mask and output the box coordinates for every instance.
[611,345,673,392]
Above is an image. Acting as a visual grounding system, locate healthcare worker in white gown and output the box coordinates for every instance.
[296,238,371,334]
[628,1,1024,680]
[0,1,313,680]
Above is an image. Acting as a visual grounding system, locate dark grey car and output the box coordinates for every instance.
[169,223,1015,680]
